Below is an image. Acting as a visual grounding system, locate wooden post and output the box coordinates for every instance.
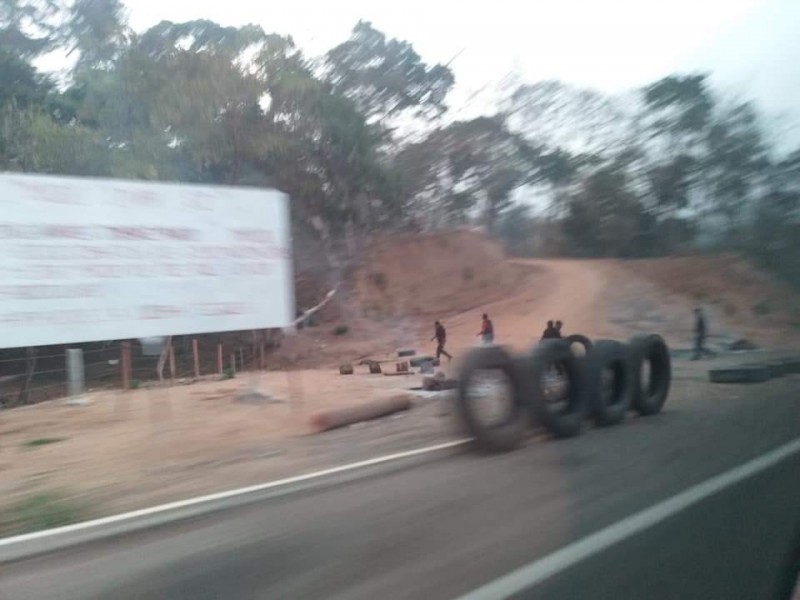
[259,342,265,370]
[168,341,176,381]
[238,347,245,372]
[217,344,223,375]
[230,353,236,375]
[121,341,131,390]
[192,339,200,379]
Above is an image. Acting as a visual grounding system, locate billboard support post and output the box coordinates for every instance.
[217,344,223,376]
[65,349,85,405]
[168,342,176,382]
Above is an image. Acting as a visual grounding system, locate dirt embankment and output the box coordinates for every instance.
[355,229,520,318]
[617,255,800,349]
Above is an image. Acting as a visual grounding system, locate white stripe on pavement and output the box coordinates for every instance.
[460,436,800,600]
[0,438,470,551]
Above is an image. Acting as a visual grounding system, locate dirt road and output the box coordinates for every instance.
[419,259,619,355]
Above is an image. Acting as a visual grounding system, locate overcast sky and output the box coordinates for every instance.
[40,0,800,137]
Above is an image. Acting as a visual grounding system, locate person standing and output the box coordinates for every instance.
[555,320,563,338]
[541,320,559,340]
[431,320,453,362]
[478,313,495,344]
[692,308,707,360]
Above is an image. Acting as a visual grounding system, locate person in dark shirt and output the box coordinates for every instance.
[542,320,559,340]
[555,320,563,338]
[431,320,453,361]
[692,308,707,360]
[478,313,495,344]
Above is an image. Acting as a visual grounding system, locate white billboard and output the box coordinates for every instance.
[0,173,294,349]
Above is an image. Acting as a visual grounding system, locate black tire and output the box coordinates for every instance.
[780,357,800,375]
[585,339,632,426]
[564,334,592,357]
[629,334,671,416]
[521,340,584,439]
[708,366,770,384]
[456,346,526,453]
[776,527,800,600]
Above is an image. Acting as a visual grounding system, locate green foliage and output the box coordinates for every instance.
[332,324,349,336]
[325,20,454,122]
[129,378,140,389]
[2,492,85,535]
[22,437,66,448]
[222,367,235,380]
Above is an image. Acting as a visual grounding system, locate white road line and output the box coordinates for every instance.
[0,438,470,550]
[460,436,800,600]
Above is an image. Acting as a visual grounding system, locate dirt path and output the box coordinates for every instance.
[416,259,619,357]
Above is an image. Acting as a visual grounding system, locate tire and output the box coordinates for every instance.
[456,346,526,453]
[521,340,584,439]
[708,366,770,384]
[780,358,800,375]
[585,339,632,426]
[776,527,800,600]
[564,334,592,357]
[629,334,671,416]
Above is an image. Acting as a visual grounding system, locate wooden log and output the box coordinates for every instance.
[310,395,412,432]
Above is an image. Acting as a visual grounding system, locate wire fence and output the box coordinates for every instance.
[0,338,264,408]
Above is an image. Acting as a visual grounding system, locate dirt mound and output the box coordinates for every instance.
[620,255,800,348]
[356,229,518,318]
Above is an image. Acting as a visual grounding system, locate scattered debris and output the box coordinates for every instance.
[729,338,758,351]
[339,363,354,375]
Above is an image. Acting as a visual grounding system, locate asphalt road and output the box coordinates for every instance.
[2,377,800,600]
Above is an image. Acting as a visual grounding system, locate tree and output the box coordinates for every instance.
[325,21,454,124]
[65,0,128,70]
[0,0,61,58]
[0,48,51,108]
[504,80,630,156]
[395,116,536,230]
[704,102,770,240]
[563,164,643,257]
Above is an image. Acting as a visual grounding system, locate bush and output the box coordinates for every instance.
[129,378,141,390]
[23,438,65,449]
[1,492,84,536]
[222,367,235,380]
[332,324,349,336]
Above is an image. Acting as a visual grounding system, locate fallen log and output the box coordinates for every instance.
[310,395,412,432]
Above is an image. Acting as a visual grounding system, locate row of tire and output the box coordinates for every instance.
[456,333,673,453]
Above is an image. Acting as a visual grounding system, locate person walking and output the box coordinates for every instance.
[477,313,495,344]
[431,321,453,362]
[692,307,707,360]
